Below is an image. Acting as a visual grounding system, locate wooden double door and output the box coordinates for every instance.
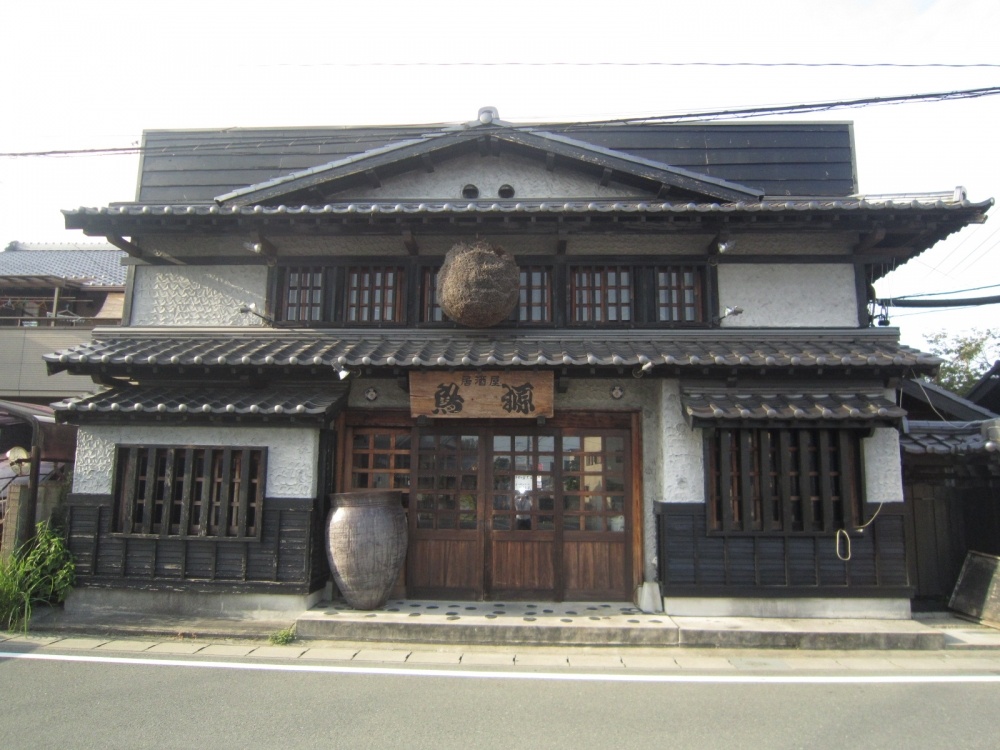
[344,417,634,601]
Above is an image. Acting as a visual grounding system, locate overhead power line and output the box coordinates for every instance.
[879,294,1000,308]
[265,61,1000,69]
[3,86,1000,159]
[891,283,1000,299]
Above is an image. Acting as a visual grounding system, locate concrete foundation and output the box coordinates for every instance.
[662,597,912,620]
[65,587,326,620]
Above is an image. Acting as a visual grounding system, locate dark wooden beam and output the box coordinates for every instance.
[106,235,144,258]
[364,169,381,189]
[854,226,886,253]
[556,231,568,255]
[600,168,613,188]
[545,152,556,172]
[420,153,435,173]
[402,229,419,255]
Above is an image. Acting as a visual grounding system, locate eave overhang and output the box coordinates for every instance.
[680,387,905,428]
[63,198,992,270]
[44,328,941,379]
[52,384,349,426]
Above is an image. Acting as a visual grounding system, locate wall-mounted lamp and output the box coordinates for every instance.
[333,364,353,381]
[713,305,744,324]
[238,302,274,325]
[632,360,654,379]
[717,238,736,254]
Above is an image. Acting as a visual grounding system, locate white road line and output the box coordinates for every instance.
[2,650,1000,683]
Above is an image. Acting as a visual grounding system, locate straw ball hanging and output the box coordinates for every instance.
[437,240,520,328]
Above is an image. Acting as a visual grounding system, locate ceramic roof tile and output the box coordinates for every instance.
[900,422,996,455]
[53,384,348,423]
[680,389,905,424]
[0,246,126,287]
[44,332,940,374]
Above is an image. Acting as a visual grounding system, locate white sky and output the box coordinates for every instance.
[2,0,998,350]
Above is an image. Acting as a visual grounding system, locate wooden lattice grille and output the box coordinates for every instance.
[345,266,405,323]
[114,445,266,538]
[569,266,632,324]
[707,428,862,534]
[281,267,325,322]
[656,265,704,322]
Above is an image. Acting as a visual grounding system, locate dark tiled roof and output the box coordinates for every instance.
[53,384,348,423]
[900,422,996,455]
[681,389,904,425]
[64,196,993,221]
[0,245,126,287]
[43,330,940,375]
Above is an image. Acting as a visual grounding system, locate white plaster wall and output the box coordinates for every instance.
[863,427,905,503]
[659,380,705,504]
[131,265,268,326]
[346,152,641,201]
[73,425,319,498]
[717,263,859,327]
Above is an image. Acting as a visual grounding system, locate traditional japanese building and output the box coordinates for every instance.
[47,110,992,618]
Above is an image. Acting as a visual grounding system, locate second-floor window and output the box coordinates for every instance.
[277,259,708,327]
[345,266,405,323]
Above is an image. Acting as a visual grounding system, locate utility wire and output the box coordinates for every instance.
[892,283,1000,299]
[261,61,1000,69]
[3,86,1000,159]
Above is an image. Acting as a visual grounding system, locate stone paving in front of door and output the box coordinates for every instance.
[295,599,679,646]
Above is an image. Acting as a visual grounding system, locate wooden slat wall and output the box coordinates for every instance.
[656,502,912,596]
[64,494,323,593]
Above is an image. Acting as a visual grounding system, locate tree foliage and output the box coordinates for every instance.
[925,328,999,396]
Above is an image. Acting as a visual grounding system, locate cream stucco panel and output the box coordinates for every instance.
[344,152,642,201]
[131,265,268,326]
[863,427,905,503]
[659,380,705,504]
[717,263,859,328]
[73,426,319,498]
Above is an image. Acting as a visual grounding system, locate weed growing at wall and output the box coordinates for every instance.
[0,521,75,631]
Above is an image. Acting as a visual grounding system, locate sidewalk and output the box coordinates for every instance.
[17,602,1000,655]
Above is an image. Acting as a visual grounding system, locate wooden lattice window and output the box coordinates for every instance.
[560,433,627,533]
[349,429,412,493]
[707,428,862,534]
[345,266,405,323]
[656,265,705,323]
[422,267,444,322]
[518,266,552,323]
[114,445,266,538]
[413,433,479,530]
[281,267,325,322]
[569,266,632,324]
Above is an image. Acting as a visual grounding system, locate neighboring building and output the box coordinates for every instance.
[45,110,992,618]
[0,242,126,401]
[899,378,1000,606]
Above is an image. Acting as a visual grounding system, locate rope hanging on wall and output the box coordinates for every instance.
[437,240,520,328]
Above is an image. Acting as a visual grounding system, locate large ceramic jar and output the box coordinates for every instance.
[326,490,408,610]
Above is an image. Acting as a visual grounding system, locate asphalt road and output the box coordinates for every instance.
[2,650,999,749]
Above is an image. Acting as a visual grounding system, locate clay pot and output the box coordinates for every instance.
[326,490,408,610]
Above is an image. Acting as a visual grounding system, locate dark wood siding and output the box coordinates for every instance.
[65,493,324,593]
[138,123,855,203]
[656,502,911,596]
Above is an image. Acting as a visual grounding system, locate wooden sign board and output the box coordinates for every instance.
[409,371,554,419]
[949,551,1000,627]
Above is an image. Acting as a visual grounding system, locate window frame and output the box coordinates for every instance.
[113,444,267,540]
[705,427,863,536]
[273,256,712,329]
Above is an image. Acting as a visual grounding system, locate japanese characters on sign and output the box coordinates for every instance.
[409,371,554,419]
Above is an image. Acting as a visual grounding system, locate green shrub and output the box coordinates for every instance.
[0,521,75,631]
[268,626,296,646]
